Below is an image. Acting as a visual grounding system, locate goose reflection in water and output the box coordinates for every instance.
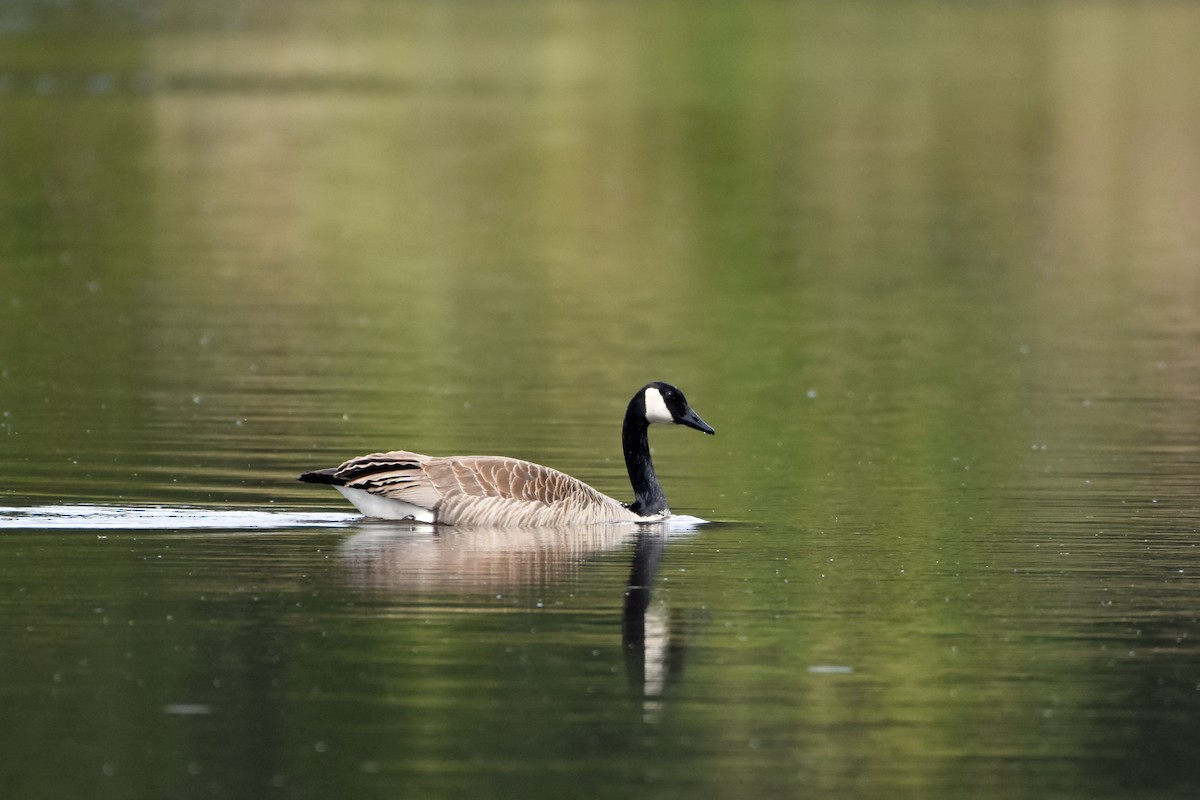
[622,527,685,723]
[337,521,696,719]
[337,522,639,593]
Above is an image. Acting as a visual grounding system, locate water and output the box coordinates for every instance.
[3,1,1200,797]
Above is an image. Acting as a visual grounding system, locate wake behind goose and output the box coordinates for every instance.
[0,505,355,530]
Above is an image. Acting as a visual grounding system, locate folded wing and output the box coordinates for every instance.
[321,450,638,526]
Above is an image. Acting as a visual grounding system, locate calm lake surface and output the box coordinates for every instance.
[3,2,1200,798]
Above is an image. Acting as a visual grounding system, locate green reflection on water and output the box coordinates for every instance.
[2,1,1200,798]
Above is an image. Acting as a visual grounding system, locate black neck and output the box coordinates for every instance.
[623,406,668,516]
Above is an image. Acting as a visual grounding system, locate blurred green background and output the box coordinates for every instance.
[2,2,1199,798]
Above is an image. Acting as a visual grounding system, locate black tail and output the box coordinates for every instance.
[298,468,345,486]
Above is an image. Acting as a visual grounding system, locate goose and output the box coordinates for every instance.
[298,381,714,526]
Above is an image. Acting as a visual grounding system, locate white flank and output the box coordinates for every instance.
[643,386,674,424]
[336,486,437,522]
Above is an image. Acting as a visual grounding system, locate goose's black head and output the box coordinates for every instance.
[636,381,715,435]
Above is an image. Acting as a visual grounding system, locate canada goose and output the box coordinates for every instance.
[298,381,714,526]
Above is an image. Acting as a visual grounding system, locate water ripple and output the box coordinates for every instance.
[0,504,356,531]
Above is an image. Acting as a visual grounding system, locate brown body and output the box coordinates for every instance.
[306,450,649,526]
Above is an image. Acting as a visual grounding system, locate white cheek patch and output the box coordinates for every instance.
[644,387,674,425]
